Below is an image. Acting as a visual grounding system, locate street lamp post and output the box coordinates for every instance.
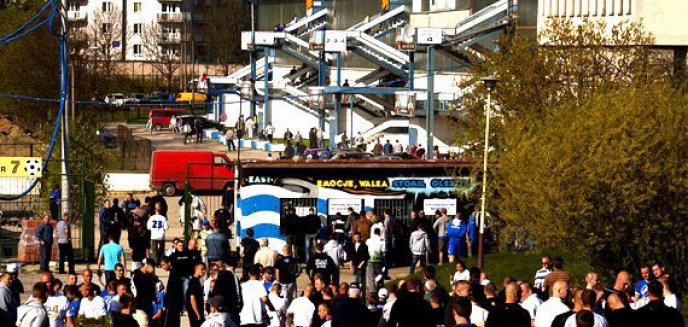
[478,76,498,270]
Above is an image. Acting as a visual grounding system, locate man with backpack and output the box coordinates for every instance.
[275,245,300,303]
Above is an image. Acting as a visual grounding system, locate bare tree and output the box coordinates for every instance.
[202,0,247,75]
[85,5,123,80]
[140,23,181,92]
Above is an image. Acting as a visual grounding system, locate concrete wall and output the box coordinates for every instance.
[537,0,688,46]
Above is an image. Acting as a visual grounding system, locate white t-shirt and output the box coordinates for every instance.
[267,293,286,327]
[45,295,69,327]
[665,294,681,310]
[520,293,542,320]
[534,297,570,327]
[471,302,489,327]
[147,215,169,240]
[287,296,315,327]
[564,311,608,327]
[239,280,267,325]
[452,270,470,283]
[78,296,106,319]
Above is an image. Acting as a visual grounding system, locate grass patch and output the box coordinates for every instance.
[393,250,592,291]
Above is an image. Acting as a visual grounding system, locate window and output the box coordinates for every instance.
[214,156,227,166]
[161,3,178,12]
[133,2,141,12]
[101,23,112,34]
[133,44,141,55]
[68,2,79,11]
[133,23,142,34]
[102,1,112,12]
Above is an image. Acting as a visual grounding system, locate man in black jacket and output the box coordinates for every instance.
[388,279,433,327]
[636,280,684,327]
[35,215,53,272]
[210,260,243,324]
[485,282,530,327]
[332,283,369,327]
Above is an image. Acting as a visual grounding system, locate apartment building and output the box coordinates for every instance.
[66,0,194,61]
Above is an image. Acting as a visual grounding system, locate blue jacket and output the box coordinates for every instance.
[35,222,53,244]
[446,218,475,245]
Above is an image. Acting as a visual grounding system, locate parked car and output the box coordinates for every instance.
[96,128,117,148]
[126,93,148,104]
[175,92,207,103]
[373,152,419,160]
[329,151,374,160]
[149,92,174,104]
[303,148,333,159]
[104,93,126,106]
[178,115,224,131]
[150,150,234,196]
[148,108,191,131]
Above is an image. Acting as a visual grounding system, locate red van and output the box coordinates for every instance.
[150,150,235,196]
[148,109,191,131]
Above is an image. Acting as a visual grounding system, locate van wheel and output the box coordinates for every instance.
[162,183,177,197]
[153,124,163,131]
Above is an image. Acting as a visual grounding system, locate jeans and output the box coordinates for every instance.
[58,243,75,274]
[281,282,298,305]
[227,140,236,151]
[354,265,367,296]
[151,239,165,263]
[40,243,52,272]
[410,255,426,274]
[367,262,383,292]
[304,234,317,263]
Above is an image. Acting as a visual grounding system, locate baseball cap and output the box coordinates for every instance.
[6,263,21,274]
[202,219,210,226]
[378,288,389,299]
[349,282,360,290]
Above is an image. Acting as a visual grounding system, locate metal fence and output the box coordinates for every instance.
[116,124,153,170]
[0,156,95,263]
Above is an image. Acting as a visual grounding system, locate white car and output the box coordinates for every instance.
[104,93,126,106]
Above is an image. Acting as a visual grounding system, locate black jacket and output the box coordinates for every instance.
[388,291,433,327]
[211,270,243,323]
[332,297,369,327]
[484,303,530,327]
[345,242,369,268]
[636,300,684,327]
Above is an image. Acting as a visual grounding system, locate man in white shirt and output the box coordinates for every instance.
[239,265,269,326]
[323,237,344,286]
[286,284,315,327]
[534,256,553,292]
[147,203,169,263]
[519,281,541,323]
[564,289,608,327]
[254,238,278,268]
[77,284,106,320]
[454,280,489,327]
[45,285,68,327]
[534,280,569,327]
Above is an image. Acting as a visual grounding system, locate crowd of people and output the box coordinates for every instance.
[3,198,685,327]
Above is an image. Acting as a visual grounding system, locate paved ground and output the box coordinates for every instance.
[15,188,412,326]
[105,122,273,161]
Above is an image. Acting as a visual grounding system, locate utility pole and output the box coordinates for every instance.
[60,0,70,216]
[477,76,499,270]
[425,45,434,159]
[249,0,256,118]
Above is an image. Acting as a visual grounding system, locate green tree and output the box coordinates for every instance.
[460,20,688,285]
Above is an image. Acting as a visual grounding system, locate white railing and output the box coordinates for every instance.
[453,0,508,36]
[352,32,409,65]
[156,12,187,23]
[284,9,327,33]
[351,5,406,33]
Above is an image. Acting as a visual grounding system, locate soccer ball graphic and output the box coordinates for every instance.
[24,159,41,176]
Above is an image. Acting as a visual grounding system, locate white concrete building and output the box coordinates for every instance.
[66,0,191,61]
